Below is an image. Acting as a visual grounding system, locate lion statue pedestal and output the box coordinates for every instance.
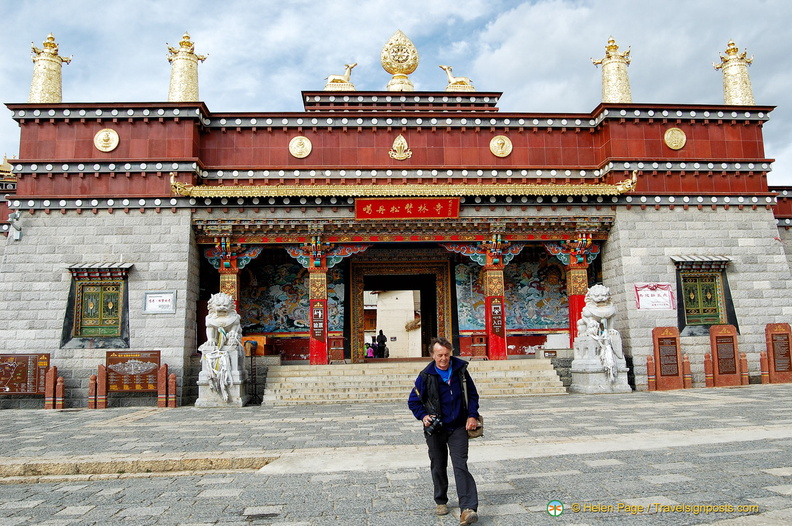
[569,285,632,394]
[195,292,250,407]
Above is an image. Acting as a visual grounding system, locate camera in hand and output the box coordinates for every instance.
[425,415,444,436]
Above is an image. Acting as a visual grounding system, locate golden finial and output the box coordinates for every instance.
[592,37,631,103]
[0,155,13,175]
[381,30,419,91]
[167,32,207,102]
[714,40,755,105]
[28,34,71,103]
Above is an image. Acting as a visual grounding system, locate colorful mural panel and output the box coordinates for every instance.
[239,263,344,333]
[455,252,568,332]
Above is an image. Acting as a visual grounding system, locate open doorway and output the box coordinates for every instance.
[364,274,438,359]
[351,260,451,363]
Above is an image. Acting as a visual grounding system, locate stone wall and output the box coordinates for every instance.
[0,210,199,408]
[602,205,792,390]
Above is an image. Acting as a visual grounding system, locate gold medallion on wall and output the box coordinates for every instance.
[94,128,120,152]
[289,136,312,158]
[489,135,512,158]
[663,128,686,150]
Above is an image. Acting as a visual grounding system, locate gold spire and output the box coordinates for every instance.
[0,155,13,177]
[714,40,755,105]
[381,30,419,91]
[28,34,71,103]
[592,37,632,104]
[167,32,207,102]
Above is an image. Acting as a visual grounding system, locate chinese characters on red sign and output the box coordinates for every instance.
[355,198,460,220]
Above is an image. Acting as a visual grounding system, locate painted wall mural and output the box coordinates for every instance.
[455,253,568,332]
[239,263,345,334]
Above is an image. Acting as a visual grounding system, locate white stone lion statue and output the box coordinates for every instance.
[574,284,624,381]
[199,292,243,401]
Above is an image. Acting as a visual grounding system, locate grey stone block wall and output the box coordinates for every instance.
[0,210,200,407]
[602,206,792,390]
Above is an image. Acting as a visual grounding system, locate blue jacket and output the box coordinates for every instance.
[408,356,480,430]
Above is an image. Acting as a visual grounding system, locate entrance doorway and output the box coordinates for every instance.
[351,260,451,363]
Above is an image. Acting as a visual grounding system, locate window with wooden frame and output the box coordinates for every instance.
[671,256,738,337]
[62,264,132,348]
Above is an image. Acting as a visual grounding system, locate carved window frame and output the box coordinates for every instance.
[671,257,738,337]
[61,264,133,348]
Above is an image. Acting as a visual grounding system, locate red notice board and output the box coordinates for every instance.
[0,354,50,394]
[106,351,160,392]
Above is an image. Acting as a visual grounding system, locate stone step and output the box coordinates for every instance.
[261,358,567,404]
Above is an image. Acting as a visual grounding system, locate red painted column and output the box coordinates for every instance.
[483,266,507,360]
[308,268,329,365]
[566,262,589,343]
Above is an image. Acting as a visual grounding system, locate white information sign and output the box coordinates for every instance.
[143,290,177,314]
[634,283,675,310]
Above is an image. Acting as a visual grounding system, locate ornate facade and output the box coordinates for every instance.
[2,35,792,406]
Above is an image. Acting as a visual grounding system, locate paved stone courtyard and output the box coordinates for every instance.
[2,384,792,525]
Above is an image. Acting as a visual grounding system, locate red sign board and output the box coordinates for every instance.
[0,354,49,394]
[355,197,460,220]
[106,351,160,392]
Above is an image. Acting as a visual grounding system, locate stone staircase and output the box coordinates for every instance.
[261,359,567,404]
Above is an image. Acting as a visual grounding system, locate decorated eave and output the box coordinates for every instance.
[191,216,615,245]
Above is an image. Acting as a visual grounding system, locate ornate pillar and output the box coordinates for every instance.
[544,234,601,343]
[293,236,332,365]
[442,235,523,360]
[167,32,206,102]
[29,34,70,104]
[592,37,631,104]
[308,268,329,365]
[714,40,755,105]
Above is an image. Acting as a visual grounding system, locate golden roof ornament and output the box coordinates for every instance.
[592,37,632,104]
[28,34,71,104]
[167,32,207,102]
[439,65,475,92]
[714,40,755,105]
[324,63,357,91]
[388,134,412,160]
[381,30,419,91]
[0,155,14,178]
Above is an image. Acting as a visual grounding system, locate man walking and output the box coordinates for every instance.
[408,337,480,525]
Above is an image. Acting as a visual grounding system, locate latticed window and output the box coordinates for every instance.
[63,263,133,348]
[680,272,725,326]
[75,281,123,337]
[671,256,735,334]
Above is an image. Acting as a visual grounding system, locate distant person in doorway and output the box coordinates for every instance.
[408,337,480,525]
[376,330,387,358]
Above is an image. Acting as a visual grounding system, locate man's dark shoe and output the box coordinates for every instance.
[460,508,478,525]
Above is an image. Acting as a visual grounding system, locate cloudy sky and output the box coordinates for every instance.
[2,0,791,184]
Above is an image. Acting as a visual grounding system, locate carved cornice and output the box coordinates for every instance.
[171,171,637,198]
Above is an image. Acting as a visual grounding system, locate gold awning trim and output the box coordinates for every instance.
[171,171,636,199]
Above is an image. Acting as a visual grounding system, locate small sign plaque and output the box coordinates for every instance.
[765,323,792,383]
[143,291,177,314]
[709,325,741,386]
[0,354,49,394]
[715,336,737,375]
[634,283,675,310]
[106,351,159,392]
[651,327,684,390]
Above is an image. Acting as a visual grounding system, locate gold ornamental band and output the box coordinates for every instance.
[170,171,637,199]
